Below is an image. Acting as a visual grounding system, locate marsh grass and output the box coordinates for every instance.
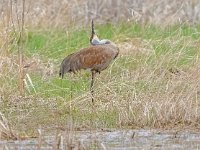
[1,21,200,139]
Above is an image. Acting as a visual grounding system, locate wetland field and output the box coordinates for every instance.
[1,0,200,149]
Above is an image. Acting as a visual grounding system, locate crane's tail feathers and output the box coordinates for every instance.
[59,69,64,78]
[59,65,65,79]
[59,54,73,78]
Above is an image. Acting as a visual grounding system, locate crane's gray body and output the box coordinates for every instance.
[59,44,119,78]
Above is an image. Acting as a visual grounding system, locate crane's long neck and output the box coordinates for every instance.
[90,20,100,45]
[91,19,95,35]
[90,20,117,47]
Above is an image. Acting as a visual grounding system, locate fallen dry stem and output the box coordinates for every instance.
[0,112,17,140]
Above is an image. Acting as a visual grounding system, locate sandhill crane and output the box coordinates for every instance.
[59,20,119,102]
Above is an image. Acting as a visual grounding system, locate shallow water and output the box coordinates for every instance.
[1,129,200,149]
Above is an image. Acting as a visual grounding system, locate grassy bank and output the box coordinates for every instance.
[1,22,200,135]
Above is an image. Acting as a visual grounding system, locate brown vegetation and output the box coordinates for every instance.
[1,0,200,144]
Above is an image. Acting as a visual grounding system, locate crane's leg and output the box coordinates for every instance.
[90,70,96,103]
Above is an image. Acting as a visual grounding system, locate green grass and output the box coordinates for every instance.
[18,23,200,61]
[2,22,200,134]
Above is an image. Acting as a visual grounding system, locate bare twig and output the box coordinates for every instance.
[15,0,26,96]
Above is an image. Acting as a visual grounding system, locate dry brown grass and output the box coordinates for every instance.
[68,57,200,130]
[1,26,200,133]
[1,0,200,28]
[1,0,200,143]
[0,112,17,140]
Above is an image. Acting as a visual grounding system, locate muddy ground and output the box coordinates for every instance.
[1,129,200,149]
